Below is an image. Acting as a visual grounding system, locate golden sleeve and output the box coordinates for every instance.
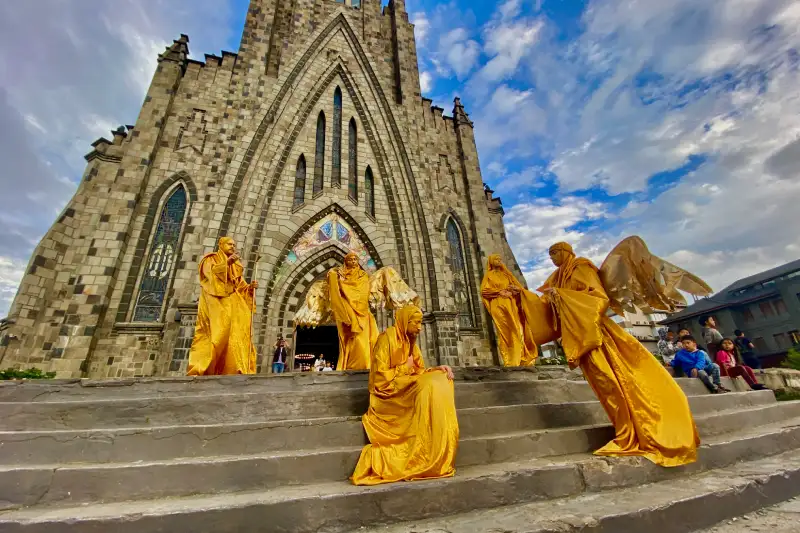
[553,265,609,368]
[369,336,416,398]
[200,256,231,297]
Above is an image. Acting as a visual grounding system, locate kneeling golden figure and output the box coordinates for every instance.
[351,305,459,486]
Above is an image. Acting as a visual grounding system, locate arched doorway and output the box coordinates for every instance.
[294,324,339,371]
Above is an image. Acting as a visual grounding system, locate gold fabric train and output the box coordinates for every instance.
[187,237,257,376]
[351,306,459,486]
[539,242,699,467]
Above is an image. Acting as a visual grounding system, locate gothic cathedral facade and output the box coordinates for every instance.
[1,0,525,378]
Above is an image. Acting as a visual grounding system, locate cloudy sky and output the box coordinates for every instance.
[1,0,799,317]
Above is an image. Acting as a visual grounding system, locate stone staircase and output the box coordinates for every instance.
[0,369,798,532]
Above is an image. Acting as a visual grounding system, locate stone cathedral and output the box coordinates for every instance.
[1,0,525,378]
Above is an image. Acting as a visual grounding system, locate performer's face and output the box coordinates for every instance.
[221,240,236,256]
[345,255,359,268]
[549,249,568,267]
[406,314,423,336]
[489,256,501,269]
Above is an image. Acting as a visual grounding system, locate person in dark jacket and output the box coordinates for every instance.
[272,338,290,374]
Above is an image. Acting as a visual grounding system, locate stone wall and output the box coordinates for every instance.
[1,0,523,377]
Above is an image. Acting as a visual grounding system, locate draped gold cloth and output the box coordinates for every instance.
[539,244,699,467]
[327,253,378,370]
[187,238,257,375]
[351,306,459,486]
[480,255,539,366]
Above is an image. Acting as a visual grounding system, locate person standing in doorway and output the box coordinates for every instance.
[735,330,761,370]
[273,338,289,374]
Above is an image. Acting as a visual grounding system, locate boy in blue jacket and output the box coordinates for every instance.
[668,335,730,394]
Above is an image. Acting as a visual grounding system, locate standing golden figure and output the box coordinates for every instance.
[327,252,379,370]
[187,237,258,376]
[536,237,712,467]
[481,254,539,366]
[351,305,459,486]
[295,256,421,371]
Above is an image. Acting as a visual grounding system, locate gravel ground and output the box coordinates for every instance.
[695,497,800,532]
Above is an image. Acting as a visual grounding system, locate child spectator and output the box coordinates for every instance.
[716,338,766,390]
[669,335,730,394]
[700,316,724,358]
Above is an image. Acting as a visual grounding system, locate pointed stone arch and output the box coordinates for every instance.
[216,12,439,310]
[115,171,198,323]
[260,203,383,313]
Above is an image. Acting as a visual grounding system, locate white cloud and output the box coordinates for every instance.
[441,28,481,78]
[419,71,433,93]
[0,0,239,317]
[411,11,430,47]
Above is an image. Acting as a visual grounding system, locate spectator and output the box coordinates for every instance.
[314,355,325,372]
[700,316,724,358]
[669,335,730,394]
[322,361,334,372]
[716,338,766,391]
[272,338,289,374]
[657,329,681,364]
[679,327,714,368]
[734,330,762,370]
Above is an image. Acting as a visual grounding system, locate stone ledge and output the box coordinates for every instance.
[111,322,166,336]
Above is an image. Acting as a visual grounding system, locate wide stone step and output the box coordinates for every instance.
[0,367,723,403]
[1,398,795,509]
[0,367,567,402]
[1,416,798,533]
[0,376,723,431]
[360,448,800,533]
[0,390,776,466]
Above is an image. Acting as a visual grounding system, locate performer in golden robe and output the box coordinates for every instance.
[187,237,257,375]
[327,252,378,370]
[351,305,459,486]
[481,254,538,366]
[536,239,712,467]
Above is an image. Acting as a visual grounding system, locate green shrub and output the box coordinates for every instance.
[0,368,57,380]
[781,346,800,371]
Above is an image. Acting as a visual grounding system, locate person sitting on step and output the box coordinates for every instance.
[351,305,458,486]
[716,338,766,391]
[669,335,730,394]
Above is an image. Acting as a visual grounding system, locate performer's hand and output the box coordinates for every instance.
[437,365,454,380]
[227,253,240,265]
[250,281,259,290]
[405,354,416,370]
[499,290,512,298]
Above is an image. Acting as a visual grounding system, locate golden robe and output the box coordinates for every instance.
[187,251,257,375]
[328,260,378,370]
[481,255,538,366]
[539,255,699,467]
[351,307,459,486]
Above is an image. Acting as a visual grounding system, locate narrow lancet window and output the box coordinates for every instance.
[314,112,325,195]
[446,218,474,328]
[365,166,375,217]
[294,155,307,207]
[332,88,343,187]
[348,118,358,202]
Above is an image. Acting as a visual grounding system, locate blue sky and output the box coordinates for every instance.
[1,0,800,317]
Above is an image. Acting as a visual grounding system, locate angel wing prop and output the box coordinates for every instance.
[294,266,420,328]
[599,236,713,316]
[293,278,332,328]
[368,267,421,310]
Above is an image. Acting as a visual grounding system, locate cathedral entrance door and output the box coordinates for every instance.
[294,325,340,371]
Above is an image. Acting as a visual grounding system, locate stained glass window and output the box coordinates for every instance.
[133,186,188,322]
[446,219,474,328]
[332,88,342,188]
[294,155,306,207]
[314,112,325,195]
[348,118,358,202]
[365,166,375,218]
